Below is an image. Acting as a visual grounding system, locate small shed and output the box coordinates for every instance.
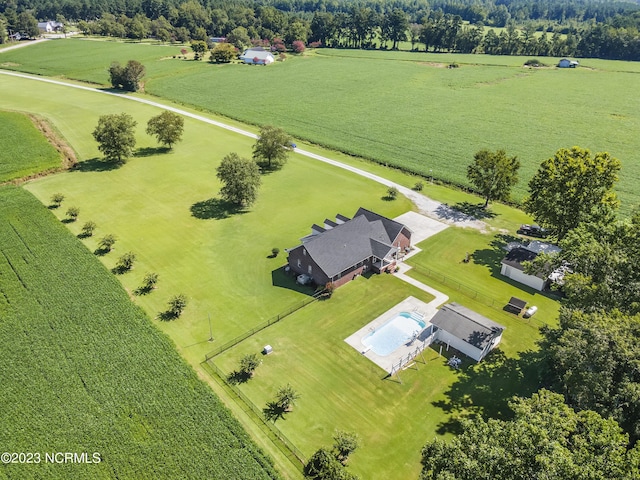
[431,303,505,362]
[507,296,527,314]
[558,58,579,68]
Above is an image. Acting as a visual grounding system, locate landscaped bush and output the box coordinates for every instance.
[524,58,546,67]
[80,220,96,237]
[292,40,306,53]
[413,181,424,191]
[386,186,399,199]
[65,206,79,221]
[50,192,64,207]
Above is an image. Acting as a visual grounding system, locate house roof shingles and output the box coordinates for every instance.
[297,208,408,279]
[431,303,505,350]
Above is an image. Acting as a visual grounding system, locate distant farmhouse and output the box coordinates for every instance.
[286,208,412,288]
[38,21,63,33]
[501,241,561,291]
[239,48,275,65]
[558,58,579,68]
[431,303,505,362]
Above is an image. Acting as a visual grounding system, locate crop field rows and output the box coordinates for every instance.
[0,187,280,480]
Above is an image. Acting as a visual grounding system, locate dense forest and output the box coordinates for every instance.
[2,0,640,59]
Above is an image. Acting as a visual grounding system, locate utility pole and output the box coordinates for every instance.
[208,313,213,342]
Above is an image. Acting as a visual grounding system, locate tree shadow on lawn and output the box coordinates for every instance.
[190,198,248,220]
[263,401,288,423]
[72,157,123,172]
[227,370,251,385]
[432,349,547,435]
[93,247,112,256]
[271,265,322,297]
[157,310,180,321]
[451,201,497,220]
[134,146,170,157]
[472,233,521,277]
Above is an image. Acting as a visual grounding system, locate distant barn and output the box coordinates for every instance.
[558,58,579,68]
[239,48,275,65]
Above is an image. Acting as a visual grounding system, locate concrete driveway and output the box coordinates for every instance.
[394,211,449,245]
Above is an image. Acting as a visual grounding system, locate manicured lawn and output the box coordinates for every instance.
[0,110,62,181]
[405,227,561,339]
[3,38,639,211]
[210,249,557,479]
[212,274,444,480]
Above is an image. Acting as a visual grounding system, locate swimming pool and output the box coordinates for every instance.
[362,312,426,356]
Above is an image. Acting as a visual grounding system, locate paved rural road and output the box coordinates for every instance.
[0,38,50,52]
[0,69,486,231]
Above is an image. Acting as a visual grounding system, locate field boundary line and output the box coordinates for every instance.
[201,360,307,469]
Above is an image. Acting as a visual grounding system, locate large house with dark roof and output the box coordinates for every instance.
[286,208,412,288]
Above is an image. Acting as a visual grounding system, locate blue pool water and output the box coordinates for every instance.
[362,312,426,356]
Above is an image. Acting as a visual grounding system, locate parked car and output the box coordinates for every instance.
[517,224,548,238]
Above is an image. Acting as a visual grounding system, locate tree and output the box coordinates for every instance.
[114,252,136,272]
[216,153,261,207]
[66,206,79,221]
[239,353,261,377]
[420,390,640,480]
[541,310,640,442]
[227,26,250,50]
[109,60,146,92]
[210,43,237,63]
[524,147,621,240]
[146,111,184,149]
[333,430,360,464]
[190,40,207,60]
[140,272,159,291]
[50,193,65,208]
[551,215,640,314]
[305,448,359,480]
[92,113,137,163]
[275,384,300,411]
[386,9,409,50]
[386,186,399,199]
[252,125,293,170]
[166,294,187,318]
[81,221,96,237]
[292,40,306,53]
[466,149,520,208]
[97,234,117,252]
[16,12,39,38]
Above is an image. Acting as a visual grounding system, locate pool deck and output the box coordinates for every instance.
[344,296,442,373]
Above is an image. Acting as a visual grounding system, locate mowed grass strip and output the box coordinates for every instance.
[0,186,280,480]
[0,110,62,181]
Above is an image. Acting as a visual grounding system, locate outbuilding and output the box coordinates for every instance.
[239,48,275,65]
[430,303,505,362]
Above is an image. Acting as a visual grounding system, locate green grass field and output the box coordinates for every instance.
[2,38,639,210]
[1,45,565,479]
[0,110,62,181]
[0,186,279,480]
[209,227,561,479]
